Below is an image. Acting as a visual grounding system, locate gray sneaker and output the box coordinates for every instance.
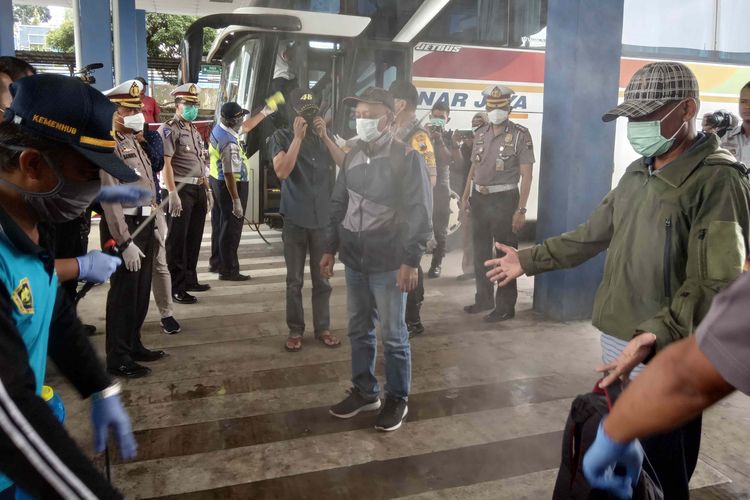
[374,396,408,432]
[329,388,381,419]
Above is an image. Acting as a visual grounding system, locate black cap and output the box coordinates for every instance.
[343,87,394,112]
[220,101,250,119]
[289,88,320,115]
[4,74,138,182]
[388,80,418,107]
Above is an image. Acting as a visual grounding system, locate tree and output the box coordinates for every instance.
[146,13,216,59]
[46,19,75,53]
[13,6,51,25]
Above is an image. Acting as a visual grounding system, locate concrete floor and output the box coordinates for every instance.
[47,222,750,499]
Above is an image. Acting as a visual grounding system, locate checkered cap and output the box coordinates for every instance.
[602,62,699,122]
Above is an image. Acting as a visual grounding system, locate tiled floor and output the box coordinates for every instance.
[48,222,750,499]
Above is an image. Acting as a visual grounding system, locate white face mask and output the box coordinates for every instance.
[356,117,385,143]
[122,112,145,132]
[488,109,509,125]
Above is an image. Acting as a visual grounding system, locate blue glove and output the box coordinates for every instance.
[91,393,137,460]
[96,185,152,205]
[583,421,644,499]
[76,250,122,283]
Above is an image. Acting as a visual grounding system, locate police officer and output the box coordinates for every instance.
[0,74,136,499]
[101,80,166,378]
[159,83,211,304]
[721,81,750,163]
[390,80,436,337]
[462,85,534,322]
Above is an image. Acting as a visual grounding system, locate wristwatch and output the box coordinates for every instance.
[517,208,527,214]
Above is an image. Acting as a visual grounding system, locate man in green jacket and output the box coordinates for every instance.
[485,62,750,499]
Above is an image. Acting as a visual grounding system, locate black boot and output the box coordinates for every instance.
[406,301,424,338]
[427,255,442,279]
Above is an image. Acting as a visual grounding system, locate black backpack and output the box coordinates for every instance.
[552,380,664,500]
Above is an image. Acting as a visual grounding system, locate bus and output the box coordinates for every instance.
[181,6,750,235]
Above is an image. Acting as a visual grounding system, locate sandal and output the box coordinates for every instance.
[316,331,341,349]
[285,336,302,352]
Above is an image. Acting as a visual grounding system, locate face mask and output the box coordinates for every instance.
[356,117,385,143]
[181,105,198,122]
[488,109,509,125]
[429,117,446,128]
[301,108,320,127]
[0,146,101,222]
[627,101,687,157]
[122,112,145,132]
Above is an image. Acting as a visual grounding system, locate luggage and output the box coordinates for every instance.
[552,380,663,500]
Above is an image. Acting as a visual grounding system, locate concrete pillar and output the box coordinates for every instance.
[0,0,14,56]
[533,0,624,321]
[113,0,138,84]
[73,0,114,90]
[135,9,148,82]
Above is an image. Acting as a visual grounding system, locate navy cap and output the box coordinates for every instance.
[220,101,249,119]
[4,74,138,182]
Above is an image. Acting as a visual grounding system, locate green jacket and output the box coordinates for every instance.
[519,134,750,352]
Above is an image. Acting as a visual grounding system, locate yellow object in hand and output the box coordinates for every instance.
[265,92,285,111]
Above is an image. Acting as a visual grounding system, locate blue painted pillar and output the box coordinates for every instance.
[0,0,14,56]
[113,0,138,83]
[135,10,148,81]
[533,0,624,321]
[74,0,114,90]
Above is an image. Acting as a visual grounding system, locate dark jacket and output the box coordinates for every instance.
[519,133,750,351]
[325,134,433,273]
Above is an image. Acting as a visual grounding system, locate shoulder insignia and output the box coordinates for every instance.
[12,278,33,315]
[513,123,529,133]
[163,128,172,138]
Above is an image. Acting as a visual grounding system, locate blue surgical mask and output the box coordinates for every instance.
[429,117,446,128]
[181,105,199,122]
[627,101,687,157]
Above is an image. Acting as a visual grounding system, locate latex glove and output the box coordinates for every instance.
[583,422,644,500]
[122,242,145,272]
[91,392,137,460]
[261,105,274,117]
[76,250,122,283]
[168,190,182,217]
[206,189,214,212]
[97,185,152,205]
[232,198,244,219]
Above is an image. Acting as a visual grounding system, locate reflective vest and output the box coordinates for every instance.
[209,124,248,182]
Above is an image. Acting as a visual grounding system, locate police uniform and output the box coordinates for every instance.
[100,80,165,375]
[159,83,210,297]
[721,124,750,164]
[208,115,250,278]
[468,85,534,318]
[394,117,435,332]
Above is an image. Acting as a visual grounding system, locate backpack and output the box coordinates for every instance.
[552,380,664,500]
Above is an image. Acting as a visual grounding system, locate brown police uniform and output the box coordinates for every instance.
[469,105,534,316]
[158,83,209,295]
[100,79,159,370]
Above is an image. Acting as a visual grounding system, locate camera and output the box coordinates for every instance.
[703,110,738,138]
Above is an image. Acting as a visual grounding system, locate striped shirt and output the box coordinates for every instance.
[600,332,646,379]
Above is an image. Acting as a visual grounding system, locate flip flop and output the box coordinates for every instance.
[316,332,341,348]
[285,336,302,352]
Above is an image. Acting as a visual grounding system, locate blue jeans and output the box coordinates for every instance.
[345,267,411,400]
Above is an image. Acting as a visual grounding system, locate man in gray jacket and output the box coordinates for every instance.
[320,87,432,432]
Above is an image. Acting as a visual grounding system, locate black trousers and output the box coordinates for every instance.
[642,415,702,500]
[209,177,249,277]
[282,221,331,336]
[405,266,424,325]
[103,216,154,367]
[432,184,451,261]
[471,189,519,313]
[165,184,207,294]
[54,211,92,301]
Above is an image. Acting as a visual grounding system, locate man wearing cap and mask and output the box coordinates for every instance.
[0,74,139,499]
[101,79,166,378]
[208,101,272,281]
[462,85,535,323]
[485,62,750,498]
[321,87,432,432]
[271,88,338,352]
[388,80,436,338]
[159,83,211,304]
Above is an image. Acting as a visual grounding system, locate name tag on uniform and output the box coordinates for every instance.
[123,153,137,160]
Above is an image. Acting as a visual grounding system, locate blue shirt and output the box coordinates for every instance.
[0,209,58,492]
[270,128,334,229]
